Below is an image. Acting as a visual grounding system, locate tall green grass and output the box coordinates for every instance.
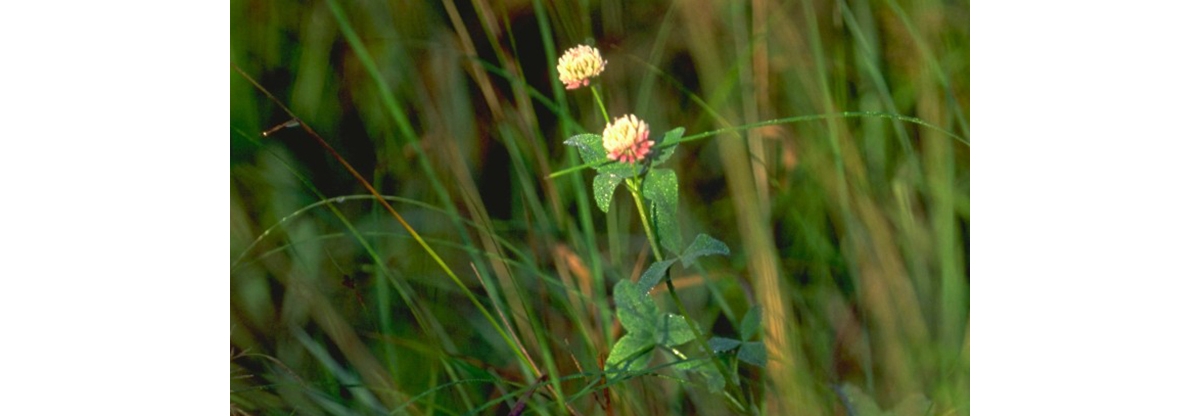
[231,0,968,414]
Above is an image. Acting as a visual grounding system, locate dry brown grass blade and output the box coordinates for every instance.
[676,3,819,413]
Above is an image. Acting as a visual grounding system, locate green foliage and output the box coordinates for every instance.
[563,133,606,164]
[605,331,655,372]
[702,337,766,368]
[565,84,731,397]
[707,336,742,353]
[566,125,689,256]
[642,168,682,254]
[658,314,695,346]
[650,127,686,167]
[592,172,623,213]
[607,278,735,395]
[564,133,642,179]
[613,278,662,337]
[739,306,761,340]
[606,279,699,372]
[674,356,725,394]
[705,306,768,368]
[680,233,731,268]
[565,128,688,257]
[737,342,767,367]
[636,259,677,296]
[608,231,738,394]
[565,133,644,214]
[636,233,731,296]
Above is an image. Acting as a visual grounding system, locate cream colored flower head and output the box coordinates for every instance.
[603,114,654,164]
[557,45,606,90]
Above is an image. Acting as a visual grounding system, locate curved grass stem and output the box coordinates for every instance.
[233,62,540,379]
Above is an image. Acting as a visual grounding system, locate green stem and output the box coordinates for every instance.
[589,85,610,125]
[627,177,664,262]
[546,159,604,180]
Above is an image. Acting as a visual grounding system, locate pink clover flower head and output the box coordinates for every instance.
[602,114,654,164]
[556,45,606,90]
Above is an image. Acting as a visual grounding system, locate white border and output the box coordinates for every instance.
[0,2,227,413]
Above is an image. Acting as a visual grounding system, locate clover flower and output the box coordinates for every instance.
[602,114,654,164]
[556,45,606,90]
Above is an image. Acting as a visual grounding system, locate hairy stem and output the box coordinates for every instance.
[627,177,664,262]
[590,85,611,125]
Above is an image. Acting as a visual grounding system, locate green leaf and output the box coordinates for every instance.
[707,336,742,353]
[605,333,655,373]
[643,168,682,253]
[563,133,606,165]
[636,259,678,296]
[613,279,660,336]
[596,158,641,179]
[675,357,723,393]
[739,306,762,341]
[679,233,730,268]
[737,341,766,367]
[651,126,685,167]
[592,172,623,213]
[657,313,695,347]
[566,132,639,212]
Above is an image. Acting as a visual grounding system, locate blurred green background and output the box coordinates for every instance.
[231,0,968,414]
